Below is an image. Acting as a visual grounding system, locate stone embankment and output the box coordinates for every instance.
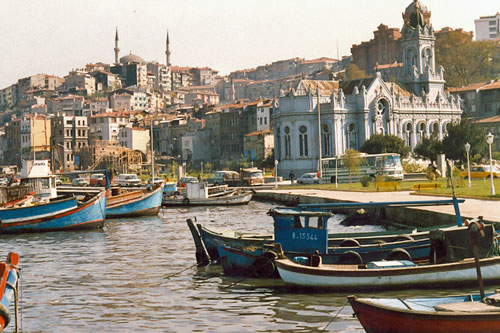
[253,188,500,228]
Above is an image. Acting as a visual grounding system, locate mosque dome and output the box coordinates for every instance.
[409,7,426,28]
[120,53,146,64]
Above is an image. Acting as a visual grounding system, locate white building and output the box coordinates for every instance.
[119,126,150,154]
[273,0,462,177]
[89,111,131,143]
[475,13,500,41]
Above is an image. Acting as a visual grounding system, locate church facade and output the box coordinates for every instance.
[273,0,462,177]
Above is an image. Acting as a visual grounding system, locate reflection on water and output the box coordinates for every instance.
[0,200,493,332]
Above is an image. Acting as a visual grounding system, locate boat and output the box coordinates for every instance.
[217,207,437,278]
[163,182,252,207]
[275,220,500,290]
[0,161,107,233]
[0,252,20,331]
[105,183,163,218]
[188,199,464,263]
[348,293,500,333]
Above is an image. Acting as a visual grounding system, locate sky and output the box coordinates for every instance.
[1,0,499,88]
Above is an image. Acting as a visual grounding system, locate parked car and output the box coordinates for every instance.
[55,177,63,186]
[213,171,240,186]
[147,176,164,184]
[177,176,198,188]
[71,177,90,187]
[297,172,321,184]
[90,173,107,186]
[116,174,142,187]
[460,165,500,179]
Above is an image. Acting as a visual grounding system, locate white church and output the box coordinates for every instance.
[273,0,462,177]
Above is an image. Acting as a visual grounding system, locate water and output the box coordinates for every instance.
[0,201,489,332]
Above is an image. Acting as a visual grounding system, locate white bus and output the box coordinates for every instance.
[321,153,404,183]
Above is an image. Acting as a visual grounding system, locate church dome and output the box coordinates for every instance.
[404,0,429,16]
[120,53,145,64]
[409,7,426,28]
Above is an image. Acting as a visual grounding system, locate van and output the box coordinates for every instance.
[90,173,107,186]
[116,174,142,187]
[240,168,265,186]
[213,171,240,186]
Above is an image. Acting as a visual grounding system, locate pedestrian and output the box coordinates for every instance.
[289,170,296,183]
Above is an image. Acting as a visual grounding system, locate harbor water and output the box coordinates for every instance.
[0,200,490,332]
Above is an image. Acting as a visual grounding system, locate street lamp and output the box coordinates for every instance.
[487,132,495,196]
[274,160,279,189]
[465,142,471,188]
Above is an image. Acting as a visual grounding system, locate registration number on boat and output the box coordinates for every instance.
[291,232,318,241]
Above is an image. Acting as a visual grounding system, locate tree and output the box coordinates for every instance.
[343,64,370,80]
[435,31,500,87]
[360,134,410,158]
[413,133,443,163]
[342,149,366,186]
[442,118,487,164]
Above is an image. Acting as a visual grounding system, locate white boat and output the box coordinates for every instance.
[275,223,500,290]
[163,182,252,206]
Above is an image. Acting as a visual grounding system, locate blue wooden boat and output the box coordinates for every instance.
[0,252,19,331]
[218,207,438,278]
[348,293,500,333]
[106,184,163,218]
[189,199,464,263]
[0,191,107,233]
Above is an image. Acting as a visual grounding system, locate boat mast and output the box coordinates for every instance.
[151,117,154,180]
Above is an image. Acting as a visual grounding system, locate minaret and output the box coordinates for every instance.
[114,27,120,64]
[165,31,171,66]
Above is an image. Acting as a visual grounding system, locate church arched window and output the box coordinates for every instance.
[299,125,308,157]
[418,122,426,143]
[322,124,331,157]
[404,122,413,146]
[284,126,291,158]
[347,123,357,150]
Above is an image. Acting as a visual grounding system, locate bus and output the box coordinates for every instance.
[321,153,404,184]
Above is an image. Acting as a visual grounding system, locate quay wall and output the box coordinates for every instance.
[253,191,460,228]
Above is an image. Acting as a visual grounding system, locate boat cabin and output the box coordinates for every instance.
[269,207,332,254]
[186,182,230,199]
[20,160,57,200]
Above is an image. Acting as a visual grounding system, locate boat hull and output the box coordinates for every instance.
[0,253,19,330]
[163,191,252,207]
[0,192,106,234]
[106,185,163,218]
[219,237,431,277]
[349,295,500,333]
[275,256,500,290]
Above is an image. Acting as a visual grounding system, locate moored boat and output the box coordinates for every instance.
[217,207,437,278]
[188,199,464,263]
[0,191,107,233]
[163,182,252,207]
[105,183,163,218]
[0,252,20,331]
[275,222,500,290]
[348,293,500,333]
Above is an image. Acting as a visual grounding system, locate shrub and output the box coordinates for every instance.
[360,175,371,187]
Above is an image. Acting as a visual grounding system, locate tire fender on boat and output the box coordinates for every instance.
[338,251,363,265]
[183,198,190,206]
[386,248,412,261]
[252,251,278,278]
[339,238,360,247]
[391,235,414,242]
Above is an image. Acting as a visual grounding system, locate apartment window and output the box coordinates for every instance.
[490,27,497,32]
[489,21,496,25]
[490,34,497,39]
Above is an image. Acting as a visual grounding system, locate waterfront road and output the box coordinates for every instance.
[255,188,500,224]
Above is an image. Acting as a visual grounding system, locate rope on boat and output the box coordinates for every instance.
[321,299,348,332]
[221,277,249,290]
[164,263,199,280]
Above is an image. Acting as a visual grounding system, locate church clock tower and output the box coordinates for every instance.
[399,0,445,101]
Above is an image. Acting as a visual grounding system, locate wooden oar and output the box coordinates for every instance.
[468,218,486,301]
